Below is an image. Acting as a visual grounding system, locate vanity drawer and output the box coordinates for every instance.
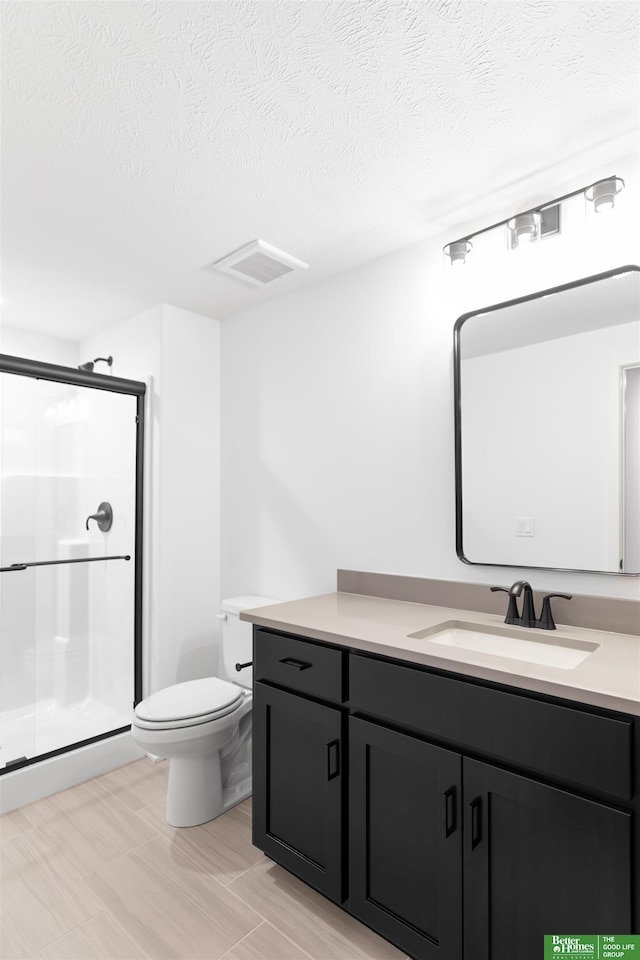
[254,628,345,704]
[350,653,633,800]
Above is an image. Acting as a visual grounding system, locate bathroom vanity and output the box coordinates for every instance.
[246,587,640,960]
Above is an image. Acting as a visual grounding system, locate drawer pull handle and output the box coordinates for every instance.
[327,740,340,781]
[444,786,457,837]
[279,657,312,671]
[470,796,482,850]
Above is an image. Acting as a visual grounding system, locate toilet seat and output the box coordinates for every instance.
[133,678,244,731]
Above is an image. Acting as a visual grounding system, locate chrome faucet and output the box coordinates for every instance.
[490,581,572,630]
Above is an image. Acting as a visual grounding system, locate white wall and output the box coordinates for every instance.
[0,323,78,368]
[221,152,640,602]
[154,305,221,690]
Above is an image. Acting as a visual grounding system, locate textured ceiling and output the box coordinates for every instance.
[1,0,638,339]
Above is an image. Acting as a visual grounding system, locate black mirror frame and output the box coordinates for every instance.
[453,263,640,577]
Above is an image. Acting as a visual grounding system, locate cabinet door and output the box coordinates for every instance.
[253,681,344,903]
[349,717,462,960]
[464,758,632,960]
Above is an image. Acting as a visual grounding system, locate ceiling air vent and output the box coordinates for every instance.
[212,240,309,287]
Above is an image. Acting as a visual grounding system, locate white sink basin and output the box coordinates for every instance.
[407,621,600,670]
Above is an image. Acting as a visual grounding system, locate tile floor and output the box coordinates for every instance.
[0,758,407,960]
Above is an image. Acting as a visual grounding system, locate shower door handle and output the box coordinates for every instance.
[0,555,130,573]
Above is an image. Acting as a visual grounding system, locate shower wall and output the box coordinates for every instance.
[1,374,81,714]
[82,304,221,695]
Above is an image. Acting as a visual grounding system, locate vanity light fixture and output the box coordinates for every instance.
[443,174,624,264]
[584,176,625,213]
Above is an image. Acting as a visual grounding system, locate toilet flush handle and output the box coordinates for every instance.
[235,661,252,672]
[217,613,227,621]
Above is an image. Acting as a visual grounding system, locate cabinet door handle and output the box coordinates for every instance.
[470,796,482,850]
[444,786,457,837]
[327,740,340,781]
[279,657,312,671]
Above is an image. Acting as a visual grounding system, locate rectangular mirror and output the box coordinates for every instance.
[454,265,640,575]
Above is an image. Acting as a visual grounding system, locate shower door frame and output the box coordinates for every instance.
[0,352,145,772]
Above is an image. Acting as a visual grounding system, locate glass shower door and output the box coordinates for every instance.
[0,370,139,769]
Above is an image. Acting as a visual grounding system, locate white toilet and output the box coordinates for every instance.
[131,595,280,827]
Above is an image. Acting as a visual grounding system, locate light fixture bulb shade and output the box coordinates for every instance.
[443,240,472,265]
[585,177,624,213]
[595,197,615,212]
[508,212,541,246]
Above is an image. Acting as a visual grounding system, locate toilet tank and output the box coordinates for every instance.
[220,596,281,688]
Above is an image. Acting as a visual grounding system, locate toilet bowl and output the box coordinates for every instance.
[131,595,280,827]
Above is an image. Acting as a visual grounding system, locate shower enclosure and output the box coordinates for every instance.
[0,354,144,775]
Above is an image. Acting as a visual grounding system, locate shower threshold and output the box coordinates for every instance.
[0,698,132,770]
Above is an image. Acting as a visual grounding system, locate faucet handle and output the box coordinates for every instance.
[86,501,113,532]
[538,593,572,631]
[490,586,520,625]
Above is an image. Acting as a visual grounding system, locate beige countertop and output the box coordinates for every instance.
[241,591,640,716]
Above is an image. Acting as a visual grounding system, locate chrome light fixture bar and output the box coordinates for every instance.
[443,175,624,265]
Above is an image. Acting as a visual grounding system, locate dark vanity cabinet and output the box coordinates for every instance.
[252,630,347,903]
[349,717,463,959]
[253,627,638,960]
[463,759,631,960]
